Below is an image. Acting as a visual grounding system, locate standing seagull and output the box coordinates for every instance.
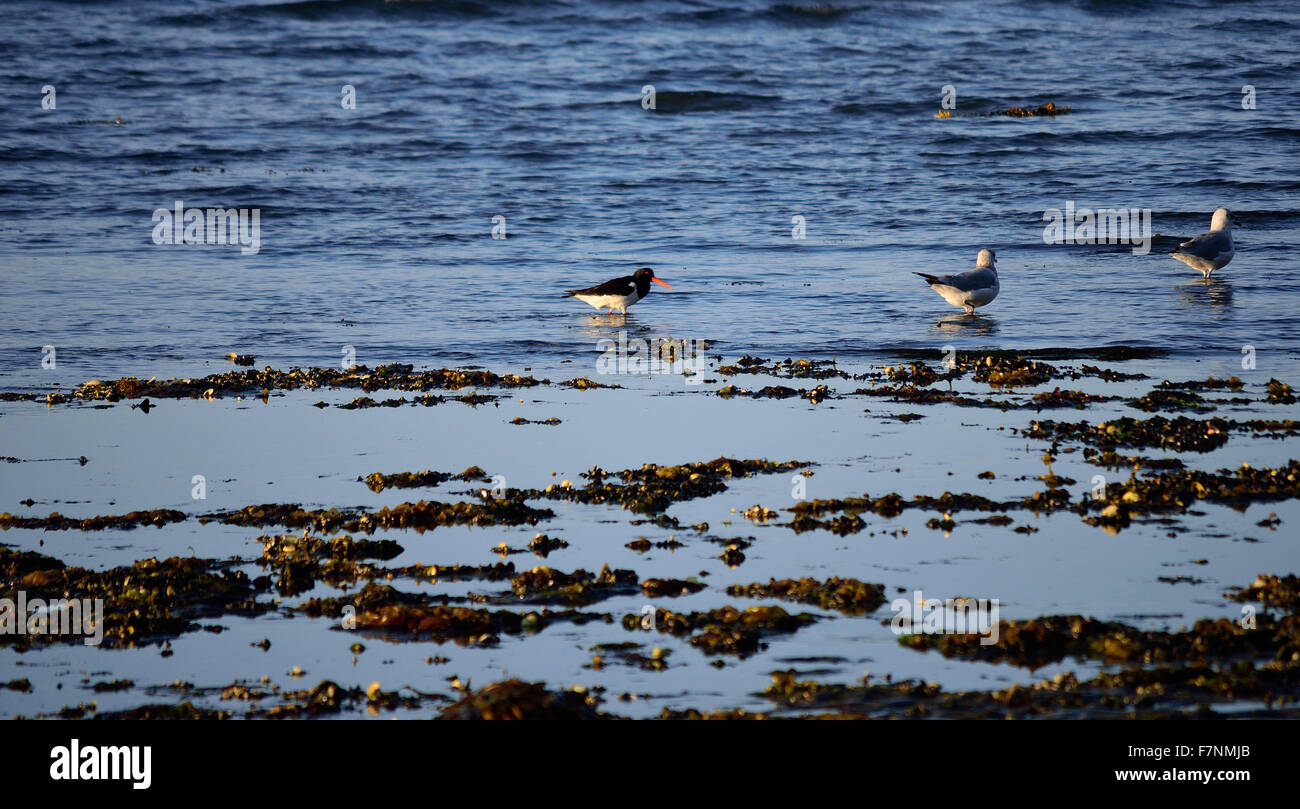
[565,267,672,315]
[1171,208,1235,278]
[914,249,1000,314]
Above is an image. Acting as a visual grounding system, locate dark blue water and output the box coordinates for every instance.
[1,0,1298,390]
[4,1,1300,718]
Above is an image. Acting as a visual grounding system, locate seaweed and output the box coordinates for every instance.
[726,577,886,615]
[624,605,816,657]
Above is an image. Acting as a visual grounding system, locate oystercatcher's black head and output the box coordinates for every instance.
[632,267,672,291]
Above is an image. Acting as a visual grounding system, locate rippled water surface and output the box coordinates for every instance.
[1,0,1298,719]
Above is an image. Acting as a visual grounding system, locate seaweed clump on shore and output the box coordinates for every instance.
[347,604,575,645]
[1268,379,1297,404]
[46,363,547,405]
[625,605,816,657]
[246,680,419,718]
[0,548,269,650]
[1159,376,1244,392]
[1078,461,1300,532]
[509,564,639,606]
[1229,574,1300,613]
[900,607,1299,670]
[1024,416,1231,452]
[0,509,186,532]
[726,577,886,615]
[717,383,832,404]
[361,466,490,492]
[748,663,1300,719]
[512,457,812,515]
[1128,389,1215,413]
[212,498,553,534]
[437,680,607,720]
[1026,415,1300,453]
[787,490,1013,534]
[717,356,848,381]
[257,533,403,595]
[971,355,1057,388]
[1031,388,1112,409]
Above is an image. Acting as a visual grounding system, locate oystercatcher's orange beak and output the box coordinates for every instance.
[652,277,673,290]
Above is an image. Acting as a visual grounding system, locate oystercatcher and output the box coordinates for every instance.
[1171,208,1235,278]
[914,249,1000,314]
[564,267,672,314]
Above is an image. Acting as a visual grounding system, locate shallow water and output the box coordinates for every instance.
[1,0,1299,718]
[4,0,1300,389]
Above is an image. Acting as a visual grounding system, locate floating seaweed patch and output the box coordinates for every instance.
[936,101,1072,119]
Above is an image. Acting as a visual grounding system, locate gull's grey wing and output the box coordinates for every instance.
[1176,229,1231,259]
[935,266,997,291]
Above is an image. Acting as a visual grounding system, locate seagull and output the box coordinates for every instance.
[1170,208,1235,278]
[914,249,1000,314]
[564,267,672,314]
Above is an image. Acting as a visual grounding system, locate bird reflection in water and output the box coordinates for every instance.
[1178,278,1233,313]
[932,314,1000,337]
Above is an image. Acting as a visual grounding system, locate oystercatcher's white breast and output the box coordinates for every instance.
[577,288,641,310]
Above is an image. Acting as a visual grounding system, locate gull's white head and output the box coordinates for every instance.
[976,248,997,269]
[1211,208,1232,231]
